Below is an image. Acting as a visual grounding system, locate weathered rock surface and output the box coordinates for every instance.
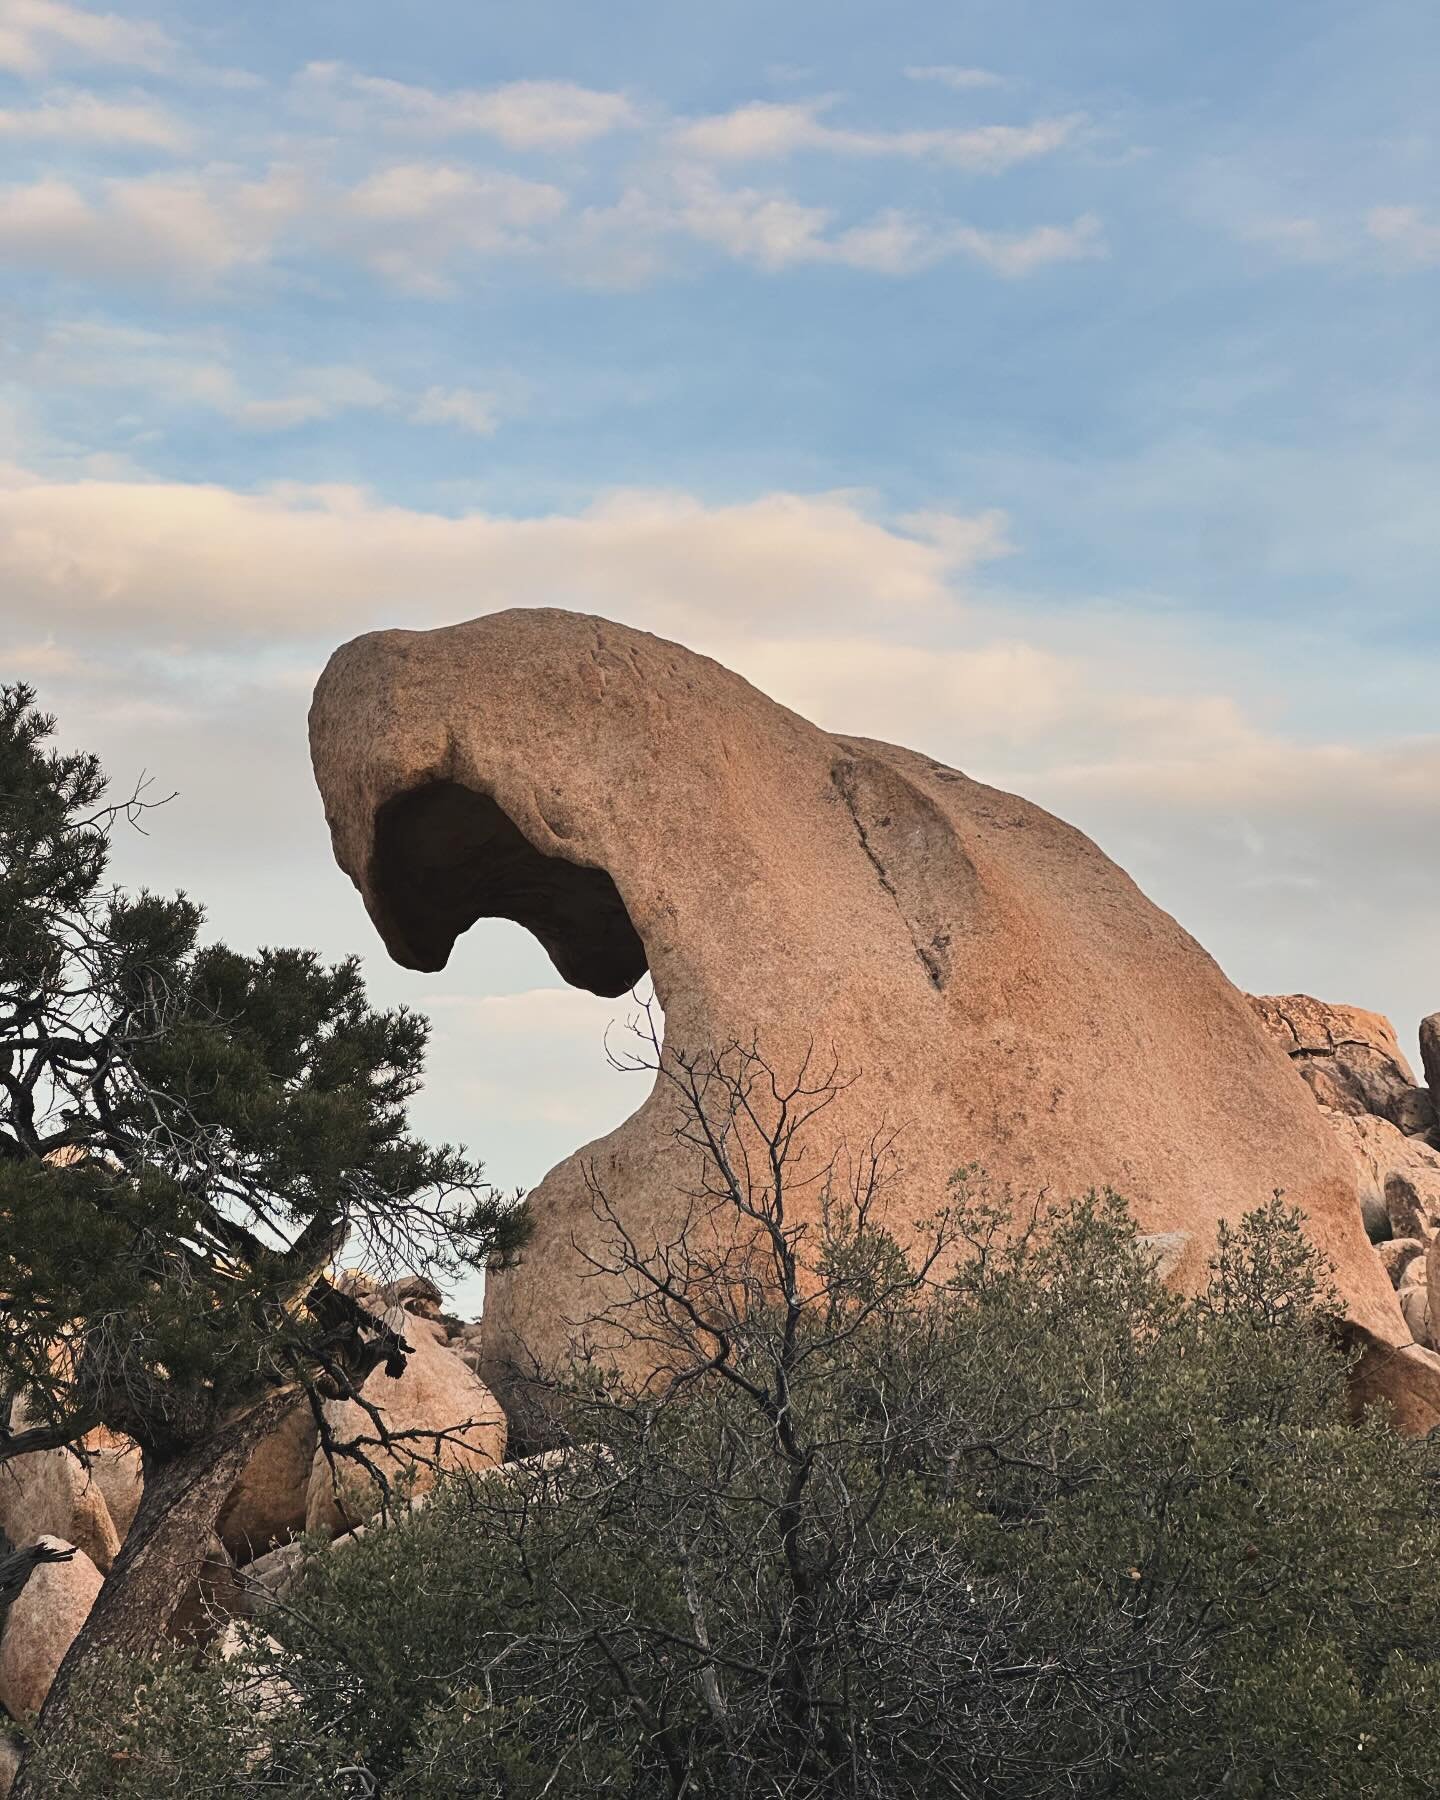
[1248,994,1430,1130]
[216,1403,317,1565]
[0,1734,19,1796]
[1421,1014,1440,1109]
[310,609,1439,1422]
[1321,1110,1440,1247]
[0,1537,102,1721]
[0,1403,120,1575]
[84,1431,143,1546]
[1377,1238,1426,1287]
[304,1326,506,1533]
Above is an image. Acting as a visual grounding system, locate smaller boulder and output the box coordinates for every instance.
[0,1537,103,1721]
[84,1433,143,1545]
[216,1403,317,1565]
[0,1734,20,1797]
[236,1539,309,1616]
[1401,1283,1433,1348]
[1392,1086,1438,1139]
[1318,1110,1440,1241]
[1420,1014,1440,1106]
[305,1332,506,1535]
[1249,994,1421,1124]
[0,1402,120,1575]
[1378,1238,1427,1288]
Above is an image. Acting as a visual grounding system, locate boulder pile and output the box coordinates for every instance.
[1249,996,1440,1354]
[0,1274,502,1776]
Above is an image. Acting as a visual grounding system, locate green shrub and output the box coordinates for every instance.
[30,1185,1440,1798]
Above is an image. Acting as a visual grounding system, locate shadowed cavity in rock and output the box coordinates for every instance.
[371,779,647,996]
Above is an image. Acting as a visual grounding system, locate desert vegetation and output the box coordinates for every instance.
[17,1035,1440,1797]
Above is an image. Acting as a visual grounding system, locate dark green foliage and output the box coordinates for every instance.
[0,681,523,1463]
[33,1186,1440,1798]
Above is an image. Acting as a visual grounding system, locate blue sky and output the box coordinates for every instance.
[2,0,1438,1240]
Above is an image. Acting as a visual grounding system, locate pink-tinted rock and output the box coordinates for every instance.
[216,1403,317,1565]
[85,1434,144,1545]
[1248,994,1424,1128]
[0,1403,120,1576]
[310,610,1439,1424]
[1318,1111,1440,1242]
[1378,1238,1426,1288]
[0,1537,103,1721]
[304,1330,506,1534]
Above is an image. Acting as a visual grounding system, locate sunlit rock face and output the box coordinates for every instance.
[309,608,1440,1427]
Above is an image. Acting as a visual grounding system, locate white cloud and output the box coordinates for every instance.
[14,321,517,436]
[0,87,186,148]
[0,466,1008,644]
[338,161,567,293]
[671,97,1082,171]
[0,0,172,76]
[295,62,639,149]
[0,164,306,285]
[1366,205,1440,268]
[410,386,500,434]
[670,169,1103,275]
[904,65,1006,91]
[1241,206,1440,272]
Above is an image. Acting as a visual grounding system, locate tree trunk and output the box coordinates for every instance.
[12,1390,298,1796]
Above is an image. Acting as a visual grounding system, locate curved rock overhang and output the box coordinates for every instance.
[368,779,648,999]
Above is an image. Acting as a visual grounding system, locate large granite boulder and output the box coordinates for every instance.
[305,1326,506,1533]
[309,609,1440,1425]
[0,1537,102,1721]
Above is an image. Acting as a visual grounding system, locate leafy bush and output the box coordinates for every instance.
[30,1183,1440,1799]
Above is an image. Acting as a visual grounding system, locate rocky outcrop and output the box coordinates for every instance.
[1249,994,1435,1135]
[0,1537,102,1722]
[0,1282,500,1729]
[85,1436,143,1547]
[309,609,1437,1422]
[305,1324,506,1533]
[1421,1014,1440,1112]
[1253,994,1440,1369]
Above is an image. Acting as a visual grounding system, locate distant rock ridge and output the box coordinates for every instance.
[307,607,1440,1430]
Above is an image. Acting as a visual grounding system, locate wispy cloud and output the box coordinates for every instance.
[0,87,187,148]
[671,170,1104,275]
[0,0,173,76]
[0,164,305,285]
[904,65,1007,91]
[294,62,640,149]
[1366,205,1440,268]
[671,97,1082,171]
[15,320,512,436]
[409,386,500,433]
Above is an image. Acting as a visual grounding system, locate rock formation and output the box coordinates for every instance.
[307,608,1440,1424]
[305,1321,506,1533]
[0,1538,102,1723]
[0,1278,500,1731]
[1255,993,1440,1378]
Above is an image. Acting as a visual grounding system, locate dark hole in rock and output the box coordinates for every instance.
[370,780,648,998]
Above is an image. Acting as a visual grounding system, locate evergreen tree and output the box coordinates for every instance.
[0,683,522,1783]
